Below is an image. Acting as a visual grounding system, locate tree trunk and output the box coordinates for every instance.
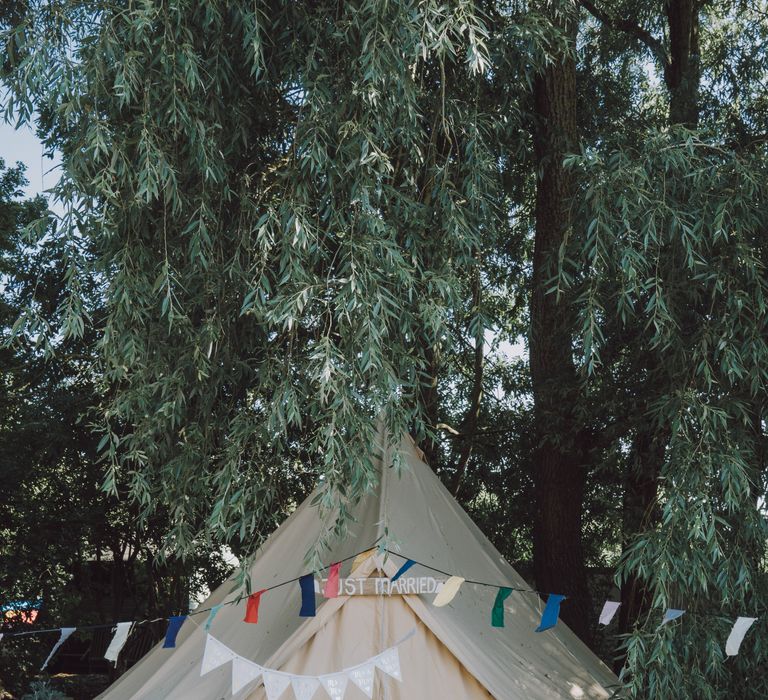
[665,0,701,127]
[617,423,666,638]
[419,341,441,469]
[529,3,592,644]
[618,1,701,641]
[453,263,484,496]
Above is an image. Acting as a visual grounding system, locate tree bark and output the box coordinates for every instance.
[665,0,701,127]
[453,263,484,496]
[617,423,665,638]
[529,3,592,644]
[419,341,441,469]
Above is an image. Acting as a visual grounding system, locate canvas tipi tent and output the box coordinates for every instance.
[98,431,619,699]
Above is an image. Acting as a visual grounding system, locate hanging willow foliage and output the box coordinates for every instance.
[568,129,768,698]
[1,0,507,561]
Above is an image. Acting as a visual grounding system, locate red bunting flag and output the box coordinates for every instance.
[324,563,342,598]
[244,590,267,624]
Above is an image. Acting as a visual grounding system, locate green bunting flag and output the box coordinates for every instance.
[491,587,513,627]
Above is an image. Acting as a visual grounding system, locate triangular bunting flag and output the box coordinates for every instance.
[263,671,292,700]
[661,608,685,625]
[200,634,236,675]
[598,601,621,626]
[726,617,757,656]
[320,673,348,700]
[536,594,566,632]
[433,576,465,607]
[232,656,263,693]
[104,622,133,664]
[291,675,320,700]
[375,647,402,681]
[348,663,375,697]
[41,627,76,670]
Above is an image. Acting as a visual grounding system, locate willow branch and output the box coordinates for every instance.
[578,0,668,67]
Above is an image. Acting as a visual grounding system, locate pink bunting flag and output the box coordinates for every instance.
[324,562,342,598]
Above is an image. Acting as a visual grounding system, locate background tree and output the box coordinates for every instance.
[0,157,232,695]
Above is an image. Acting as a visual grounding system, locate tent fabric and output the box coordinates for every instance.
[98,430,619,699]
[246,594,495,699]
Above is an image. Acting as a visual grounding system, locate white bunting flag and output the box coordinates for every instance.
[41,627,76,670]
[432,576,465,607]
[232,656,263,693]
[291,676,320,700]
[598,601,621,626]
[198,630,412,697]
[201,634,236,675]
[375,647,402,681]
[348,663,376,697]
[263,671,291,700]
[320,673,348,700]
[725,617,757,656]
[104,622,133,664]
[661,608,685,626]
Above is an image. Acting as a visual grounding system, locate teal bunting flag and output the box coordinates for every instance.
[491,587,513,627]
[204,604,223,632]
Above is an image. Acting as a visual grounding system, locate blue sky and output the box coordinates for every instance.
[1,119,60,199]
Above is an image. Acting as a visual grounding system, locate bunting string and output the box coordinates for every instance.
[0,543,384,639]
[0,542,763,665]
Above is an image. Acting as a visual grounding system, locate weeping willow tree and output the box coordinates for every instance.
[0,0,513,563]
[565,2,768,696]
[568,130,768,697]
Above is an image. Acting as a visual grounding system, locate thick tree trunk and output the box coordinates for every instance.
[529,4,592,644]
[665,0,701,127]
[617,423,665,638]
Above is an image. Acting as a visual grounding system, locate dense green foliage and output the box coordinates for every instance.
[570,132,768,697]
[2,1,768,698]
[3,0,506,564]
[0,159,230,695]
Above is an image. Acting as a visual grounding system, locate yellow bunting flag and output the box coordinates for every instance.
[432,576,465,607]
[351,549,376,573]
